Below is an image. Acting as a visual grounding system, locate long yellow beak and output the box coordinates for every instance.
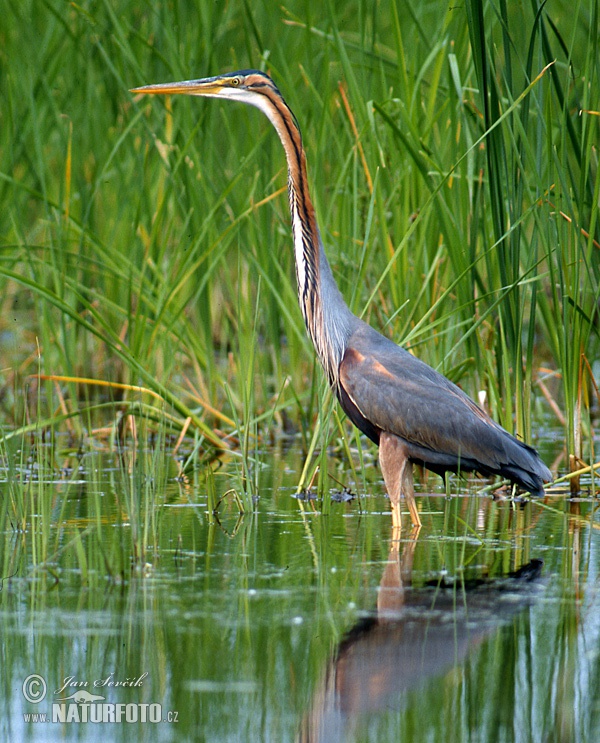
[130,76,229,97]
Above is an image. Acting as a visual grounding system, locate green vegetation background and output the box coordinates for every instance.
[1,0,599,475]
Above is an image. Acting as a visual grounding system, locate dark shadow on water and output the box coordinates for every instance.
[299,534,544,743]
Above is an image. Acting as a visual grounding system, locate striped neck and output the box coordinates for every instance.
[243,78,355,384]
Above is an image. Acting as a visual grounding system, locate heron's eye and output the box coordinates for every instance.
[231,76,242,87]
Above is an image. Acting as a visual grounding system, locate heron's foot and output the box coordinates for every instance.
[405,493,422,529]
[391,501,422,532]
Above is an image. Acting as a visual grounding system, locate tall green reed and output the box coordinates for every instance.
[1,0,597,506]
[464,0,600,452]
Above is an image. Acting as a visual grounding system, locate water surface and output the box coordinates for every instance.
[1,441,598,742]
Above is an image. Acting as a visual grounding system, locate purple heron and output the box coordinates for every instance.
[131,70,552,528]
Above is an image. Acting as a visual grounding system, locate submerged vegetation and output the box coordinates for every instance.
[1,1,599,560]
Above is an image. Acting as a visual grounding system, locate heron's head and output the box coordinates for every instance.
[131,70,281,107]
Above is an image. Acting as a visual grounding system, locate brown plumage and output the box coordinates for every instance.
[132,70,552,529]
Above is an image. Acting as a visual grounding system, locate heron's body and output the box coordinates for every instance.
[132,70,552,528]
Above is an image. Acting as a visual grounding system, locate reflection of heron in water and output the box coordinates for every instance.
[131,71,551,529]
[299,540,543,743]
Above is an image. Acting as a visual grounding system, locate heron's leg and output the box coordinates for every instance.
[402,465,422,528]
[379,433,422,528]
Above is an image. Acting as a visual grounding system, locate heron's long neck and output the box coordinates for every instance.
[260,94,355,385]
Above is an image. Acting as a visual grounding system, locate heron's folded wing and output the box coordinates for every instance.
[338,331,519,472]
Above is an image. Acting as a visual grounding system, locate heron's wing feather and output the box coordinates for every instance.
[338,324,537,477]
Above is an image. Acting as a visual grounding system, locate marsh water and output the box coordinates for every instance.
[1,437,599,742]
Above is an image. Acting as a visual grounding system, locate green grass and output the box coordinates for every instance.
[1,0,599,496]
